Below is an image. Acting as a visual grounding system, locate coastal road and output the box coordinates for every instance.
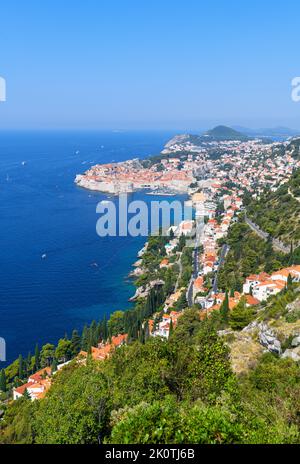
[245,215,290,254]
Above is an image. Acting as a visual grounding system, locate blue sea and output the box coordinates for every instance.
[0,130,184,365]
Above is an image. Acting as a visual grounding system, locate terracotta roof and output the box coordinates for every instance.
[245,295,260,306]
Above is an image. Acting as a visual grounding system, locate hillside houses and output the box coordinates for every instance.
[13,367,52,401]
[13,335,128,402]
[149,311,182,339]
[243,266,300,302]
[79,334,128,362]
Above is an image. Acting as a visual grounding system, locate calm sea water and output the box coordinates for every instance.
[0,130,183,365]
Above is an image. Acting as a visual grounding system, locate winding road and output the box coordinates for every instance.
[245,215,290,254]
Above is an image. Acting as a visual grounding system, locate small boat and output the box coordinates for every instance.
[91,262,99,268]
[21,161,27,166]
[75,150,80,155]
[42,254,47,259]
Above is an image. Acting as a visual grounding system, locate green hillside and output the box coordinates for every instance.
[1,300,300,444]
[202,125,250,142]
[247,168,300,250]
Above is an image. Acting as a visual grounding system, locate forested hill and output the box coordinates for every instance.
[247,168,300,251]
[202,125,250,142]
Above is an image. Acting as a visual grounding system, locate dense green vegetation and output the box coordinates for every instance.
[2,174,300,444]
[1,308,299,444]
[218,220,287,292]
[247,168,300,249]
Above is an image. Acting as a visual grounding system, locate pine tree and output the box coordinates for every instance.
[0,369,6,392]
[229,297,255,331]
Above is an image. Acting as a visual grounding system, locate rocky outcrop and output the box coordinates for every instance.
[258,323,282,355]
[281,349,300,362]
[243,318,300,361]
[218,328,264,375]
[291,336,300,347]
[137,243,148,258]
[129,280,164,302]
[129,267,144,278]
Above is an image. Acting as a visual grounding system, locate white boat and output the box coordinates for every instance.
[42,254,47,259]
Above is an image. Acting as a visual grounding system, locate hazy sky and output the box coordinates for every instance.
[1,0,300,130]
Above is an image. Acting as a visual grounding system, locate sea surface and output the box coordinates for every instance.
[0,130,185,365]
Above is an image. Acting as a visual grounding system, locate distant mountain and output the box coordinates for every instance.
[232,126,300,139]
[202,125,250,141]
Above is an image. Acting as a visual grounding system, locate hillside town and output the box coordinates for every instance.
[75,135,300,196]
[4,132,300,403]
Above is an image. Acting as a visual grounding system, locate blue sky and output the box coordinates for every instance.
[1,0,300,130]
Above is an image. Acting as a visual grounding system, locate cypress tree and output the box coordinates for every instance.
[138,325,145,344]
[287,273,293,290]
[81,325,89,351]
[18,354,24,379]
[27,352,32,375]
[89,320,98,347]
[51,358,58,374]
[34,344,40,371]
[169,318,174,337]
[0,369,6,392]
[71,329,81,355]
[220,291,230,323]
[102,314,108,342]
